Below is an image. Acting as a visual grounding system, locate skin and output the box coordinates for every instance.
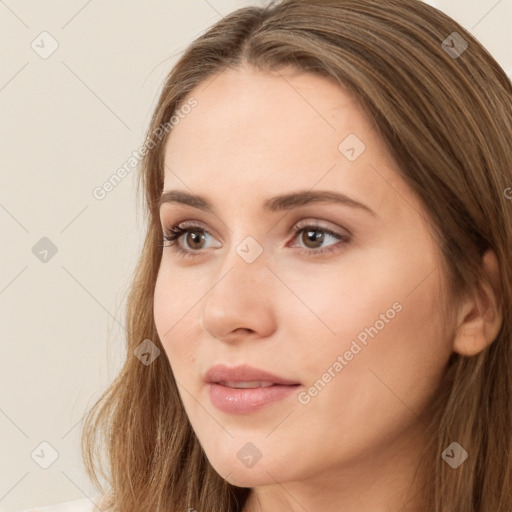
[153,64,502,512]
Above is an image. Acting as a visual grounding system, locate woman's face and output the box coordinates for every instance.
[154,65,453,494]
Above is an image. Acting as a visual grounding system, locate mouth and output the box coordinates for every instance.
[204,364,302,414]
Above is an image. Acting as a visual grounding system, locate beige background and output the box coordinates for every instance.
[1,1,511,510]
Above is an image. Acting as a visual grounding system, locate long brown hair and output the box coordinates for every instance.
[82,1,512,510]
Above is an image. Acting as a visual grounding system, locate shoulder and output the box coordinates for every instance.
[16,497,101,512]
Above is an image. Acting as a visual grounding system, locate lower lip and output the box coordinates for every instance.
[207,383,300,414]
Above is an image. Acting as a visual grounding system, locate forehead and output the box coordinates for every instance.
[165,65,371,166]
[162,66,419,220]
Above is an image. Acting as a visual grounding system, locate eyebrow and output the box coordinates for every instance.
[158,189,377,217]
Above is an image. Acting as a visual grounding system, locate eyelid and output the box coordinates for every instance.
[170,219,220,238]
[290,218,351,238]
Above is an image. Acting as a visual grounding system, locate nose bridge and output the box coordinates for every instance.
[199,232,276,341]
[217,213,270,282]
[210,232,269,307]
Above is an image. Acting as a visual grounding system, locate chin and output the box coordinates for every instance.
[203,445,298,488]
[219,465,276,488]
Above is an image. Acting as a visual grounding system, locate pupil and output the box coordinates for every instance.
[189,231,203,248]
[305,229,323,248]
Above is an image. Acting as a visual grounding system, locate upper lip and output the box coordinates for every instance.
[205,364,300,386]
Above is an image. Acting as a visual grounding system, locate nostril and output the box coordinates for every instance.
[235,328,254,335]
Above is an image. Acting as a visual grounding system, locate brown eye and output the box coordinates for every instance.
[161,221,350,259]
[289,223,351,258]
[184,230,206,250]
[161,222,221,258]
[300,228,326,249]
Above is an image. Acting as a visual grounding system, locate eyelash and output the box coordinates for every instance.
[160,221,350,259]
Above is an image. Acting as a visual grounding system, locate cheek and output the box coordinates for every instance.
[334,280,448,413]
[275,260,404,366]
[287,277,450,467]
[286,247,451,407]
[153,268,200,376]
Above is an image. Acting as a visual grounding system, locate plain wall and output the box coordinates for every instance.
[1,0,510,510]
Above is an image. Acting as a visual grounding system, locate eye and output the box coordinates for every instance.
[288,221,350,257]
[160,220,351,258]
[161,220,220,258]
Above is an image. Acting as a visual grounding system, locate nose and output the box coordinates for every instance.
[199,247,277,344]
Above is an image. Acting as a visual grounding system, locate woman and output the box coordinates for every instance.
[27,0,512,510]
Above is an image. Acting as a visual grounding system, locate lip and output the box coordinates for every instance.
[204,363,300,386]
[205,364,302,414]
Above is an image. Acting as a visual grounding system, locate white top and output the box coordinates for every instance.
[15,497,99,512]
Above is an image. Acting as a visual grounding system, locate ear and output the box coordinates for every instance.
[452,249,503,357]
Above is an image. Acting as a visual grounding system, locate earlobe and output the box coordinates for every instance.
[452,249,503,357]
